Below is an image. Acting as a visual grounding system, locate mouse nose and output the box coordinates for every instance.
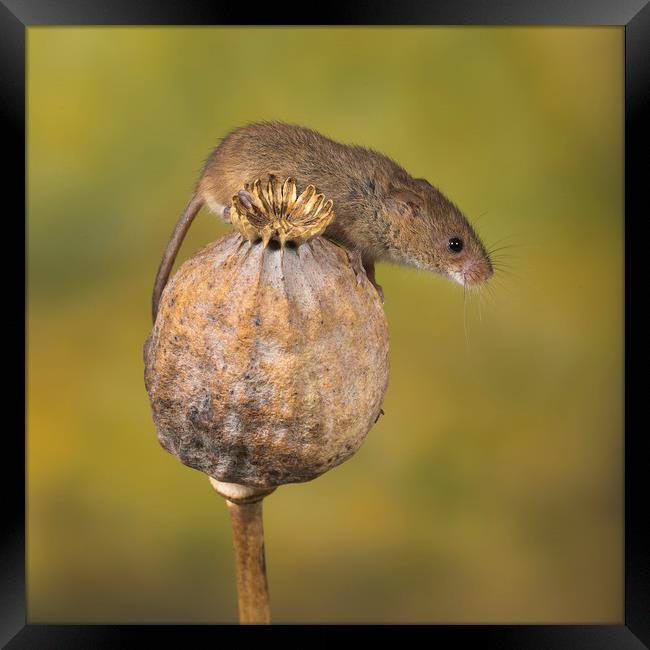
[462,258,493,285]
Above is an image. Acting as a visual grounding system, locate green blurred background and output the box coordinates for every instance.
[27,27,623,623]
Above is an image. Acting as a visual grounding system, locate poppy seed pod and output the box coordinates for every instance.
[144,176,389,489]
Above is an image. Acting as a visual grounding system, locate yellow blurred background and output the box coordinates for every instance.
[27,27,623,623]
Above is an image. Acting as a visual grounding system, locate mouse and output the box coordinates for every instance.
[152,121,493,322]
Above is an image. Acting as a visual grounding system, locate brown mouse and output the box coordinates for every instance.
[152,121,493,322]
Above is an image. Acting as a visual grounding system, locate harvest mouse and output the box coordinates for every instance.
[152,121,493,321]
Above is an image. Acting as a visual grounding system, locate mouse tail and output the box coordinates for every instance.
[151,193,204,323]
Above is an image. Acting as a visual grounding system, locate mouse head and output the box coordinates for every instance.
[384,179,493,287]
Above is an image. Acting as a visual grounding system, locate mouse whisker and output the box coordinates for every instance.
[487,244,521,257]
[462,278,472,351]
[490,259,519,279]
[487,272,517,296]
[490,258,514,271]
[486,232,526,246]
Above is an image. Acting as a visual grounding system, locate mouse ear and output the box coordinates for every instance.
[414,178,434,190]
[387,188,423,218]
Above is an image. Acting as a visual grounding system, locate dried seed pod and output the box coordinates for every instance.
[144,176,389,489]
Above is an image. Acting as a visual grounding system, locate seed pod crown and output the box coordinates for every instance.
[230,175,335,248]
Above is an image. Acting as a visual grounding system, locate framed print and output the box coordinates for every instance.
[8,0,648,645]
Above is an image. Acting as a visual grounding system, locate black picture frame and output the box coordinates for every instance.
[8,0,647,646]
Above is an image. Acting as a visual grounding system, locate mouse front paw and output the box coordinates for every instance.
[345,250,385,302]
[345,248,366,285]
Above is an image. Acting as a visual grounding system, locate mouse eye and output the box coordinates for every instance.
[448,237,463,253]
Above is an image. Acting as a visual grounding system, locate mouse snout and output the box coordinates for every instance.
[451,256,493,286]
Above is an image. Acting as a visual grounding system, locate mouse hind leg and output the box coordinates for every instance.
[205,194,232,223]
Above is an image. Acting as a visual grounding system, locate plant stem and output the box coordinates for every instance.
[226,498,270,623]
[209,478,275,624]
